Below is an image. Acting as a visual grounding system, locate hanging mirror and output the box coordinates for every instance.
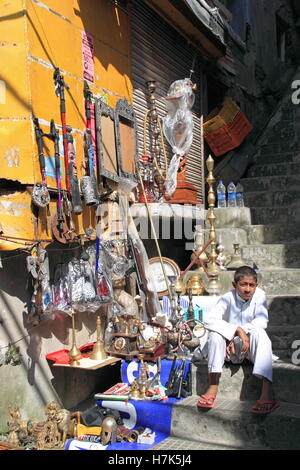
[95,98,121,183]
[114,98,138,182]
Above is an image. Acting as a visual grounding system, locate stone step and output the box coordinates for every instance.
[203,227,248,253]
[244,190,300,208]
[193,360,300,405]
[252,152,295,165]
[246,224,300,244]
[204,225,300,252]
[254,138,298,157]
[170,396,300,450]
[204,269,300,296]
[246,162,300,178]
[151,434,267,450]
[250,206,300,225]
[241,175,300,192]
[241,243,300,269]
[206,207,252,228]
[268,325,300,360]
[268,295,300,326]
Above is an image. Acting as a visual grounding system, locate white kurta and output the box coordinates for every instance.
[202,287,276,382]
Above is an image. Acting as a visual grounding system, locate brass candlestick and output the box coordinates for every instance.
[90,316,107,361]
[68,312,81,366]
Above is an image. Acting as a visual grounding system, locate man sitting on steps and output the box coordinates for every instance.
[197,265,280,414]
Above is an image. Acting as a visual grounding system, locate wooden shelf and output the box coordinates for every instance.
[46,343,121,370]
[52,356,121,370]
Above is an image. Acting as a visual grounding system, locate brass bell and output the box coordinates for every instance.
[90,316,107,361]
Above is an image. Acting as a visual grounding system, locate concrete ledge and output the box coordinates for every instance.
[203,268,300,295]
[246,224,300,244]
[129,203,205,222]
[205,207,252,228]
[242,243,300,269]
[171,396,300,449]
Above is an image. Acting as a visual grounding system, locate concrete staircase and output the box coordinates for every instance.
[157,79,300,450]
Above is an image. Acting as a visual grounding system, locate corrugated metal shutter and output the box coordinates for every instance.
[131,0,205,204]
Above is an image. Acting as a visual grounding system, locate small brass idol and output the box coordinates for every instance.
[68,312,81,366]
[90,316,107,361]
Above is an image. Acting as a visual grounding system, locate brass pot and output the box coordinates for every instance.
[186,274,205,296]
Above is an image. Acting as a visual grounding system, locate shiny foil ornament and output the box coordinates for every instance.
[81,175,98,206]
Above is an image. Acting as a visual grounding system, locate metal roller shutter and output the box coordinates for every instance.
[131,0,205,204]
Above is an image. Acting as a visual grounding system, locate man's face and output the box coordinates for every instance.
[232,276,257,301]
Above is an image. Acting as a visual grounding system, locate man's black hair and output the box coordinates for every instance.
[234,266,258,283]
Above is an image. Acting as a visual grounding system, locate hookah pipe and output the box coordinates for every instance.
[180,238,213,279]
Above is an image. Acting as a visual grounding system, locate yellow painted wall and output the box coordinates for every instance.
[0,0,133,250]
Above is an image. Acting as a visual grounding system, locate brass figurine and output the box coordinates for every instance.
[7,405,21,447]
[216,242,227,270]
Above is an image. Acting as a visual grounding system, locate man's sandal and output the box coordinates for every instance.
[197,394,216,409]
[251,400,280,415]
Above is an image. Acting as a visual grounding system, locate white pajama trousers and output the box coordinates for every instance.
[207,327,273,382]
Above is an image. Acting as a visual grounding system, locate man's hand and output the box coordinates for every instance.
[235,326,250,354]
[226,340,235,361]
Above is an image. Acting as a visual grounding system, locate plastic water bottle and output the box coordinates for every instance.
[227,181,237,207]
[236,181,244,207]
[217,181,226,208]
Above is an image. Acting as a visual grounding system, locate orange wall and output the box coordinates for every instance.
[0,0,133,250]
